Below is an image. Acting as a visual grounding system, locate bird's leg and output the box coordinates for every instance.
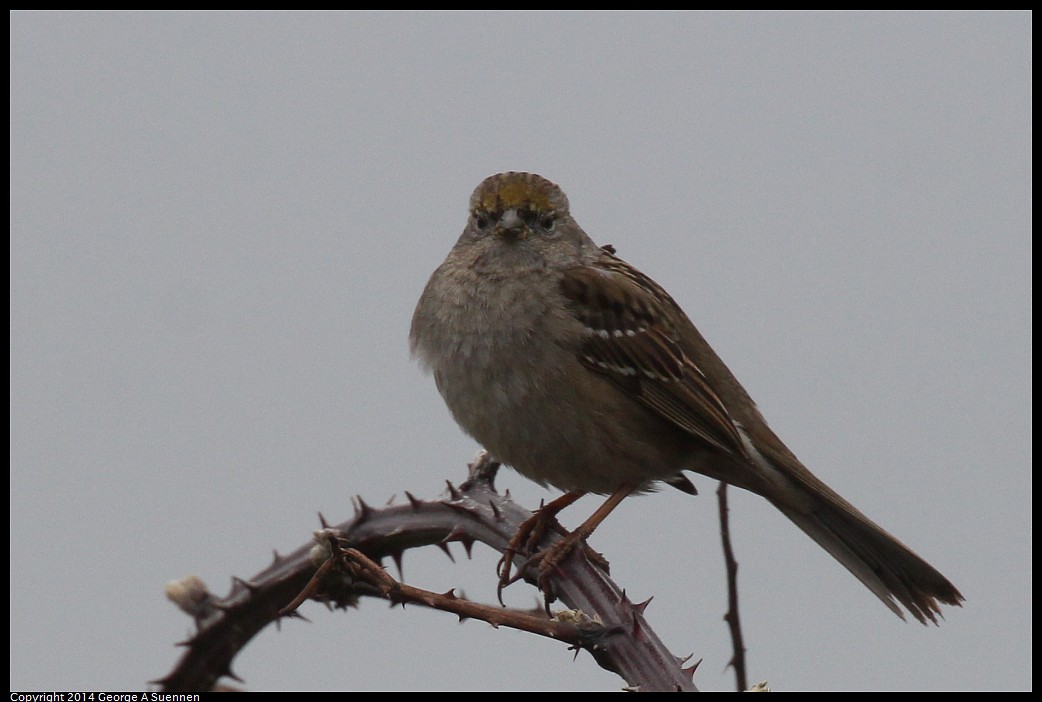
[497,490,584,602]
[498,483,640,606]
[530,483,638,589]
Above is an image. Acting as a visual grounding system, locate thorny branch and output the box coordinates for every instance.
[158,453,703,692]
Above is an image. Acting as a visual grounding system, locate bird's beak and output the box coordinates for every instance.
[495,208,527,240]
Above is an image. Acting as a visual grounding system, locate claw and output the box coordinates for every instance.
[495,511,548,602]
[496,492,584,602]
[495,486,632,602]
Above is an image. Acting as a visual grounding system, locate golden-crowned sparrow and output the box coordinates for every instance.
[410,171,963,623]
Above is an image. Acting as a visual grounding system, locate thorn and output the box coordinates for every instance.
[405,491,423,509]
[223,666,245,683]
[682,658,703,680]
[675,652,693,666]
[385,591,407,609]
[385,494,396,506]
[441,588,458,599]
[504,488,511,500]
[436,542,456,563]
[318,512,330,528]
[445,480,462,501]
[390,550,405,579]
[489,500,502,521]
[633,596,653,614]
[629,609,646,640]
[459,537,475,559]
[355,496,374,519]
[619,589,630,605]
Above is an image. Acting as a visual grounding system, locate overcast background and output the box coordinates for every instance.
[10,11,1031,692]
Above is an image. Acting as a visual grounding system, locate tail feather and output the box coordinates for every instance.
[772,498,964,624]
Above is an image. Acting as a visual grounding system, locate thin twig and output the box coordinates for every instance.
[338,547,598,644]
[717,481,747,692]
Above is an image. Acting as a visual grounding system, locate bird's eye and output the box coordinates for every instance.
[473,212,490,230]
[538,213,556,231]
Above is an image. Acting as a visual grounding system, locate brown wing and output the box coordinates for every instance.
[559,253,746,458]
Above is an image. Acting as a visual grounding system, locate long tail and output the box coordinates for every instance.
[771,494,964,624]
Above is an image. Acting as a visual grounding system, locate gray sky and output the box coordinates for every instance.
[10,10,1031,692]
